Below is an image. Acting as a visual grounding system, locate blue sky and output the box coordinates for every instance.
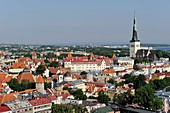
[0,0,170,45]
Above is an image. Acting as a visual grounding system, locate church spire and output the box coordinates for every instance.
[130,12,140,42]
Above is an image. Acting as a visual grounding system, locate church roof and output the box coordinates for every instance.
[36,75,44,83]
[130,13,140,42]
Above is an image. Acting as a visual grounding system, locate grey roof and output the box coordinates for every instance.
[5,100,32,110]
[121,107,156,113]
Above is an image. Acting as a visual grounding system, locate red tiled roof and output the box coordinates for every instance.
[29,97,51,106]
[0,104,11,112]
[17,72,35,83]
[48,94,57,101]
[85,82,108,87]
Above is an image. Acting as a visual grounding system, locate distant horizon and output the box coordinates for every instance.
[0,1,170,44]
[1,42,170,46]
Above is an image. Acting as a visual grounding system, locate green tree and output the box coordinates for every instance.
[134,59,142,64]
[44,82,51,90]
[72,89,87,100]
[7,78,21,91]
[44,59,50,63]
[36,65,46,75]
[7,78,35,92]
[150,97,163,111]
[51,104,72,113]
[49,61,59,68]
[134,85,163,110]
[97,90,110,104]
[24,54,32,59]
[133,75,146,89]
[133,65,141,70]
[107,78,115,85]
[73,105,88,113]
[21,79,35,91]
[113,90,134,106]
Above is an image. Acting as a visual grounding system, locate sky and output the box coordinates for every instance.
[0,0,170,45]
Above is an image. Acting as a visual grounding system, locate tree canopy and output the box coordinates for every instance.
[97,90,110,104]
[134,85,163,110]
[36,64,46,75]
[49,61,59,68]
[7,78,35,92]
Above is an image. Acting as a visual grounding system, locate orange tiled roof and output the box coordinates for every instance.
[36,75,44,83]
[43,77,52,82]
[2,76,13,83]
[0,73,7,83]
[32,52,37,56]
[102,68,115,74]
[60,67,71,73]
[112,53,116,59]
[18,89,37,94]
[18,57,32,62]
[11,62,27,69]
[17,72,35,83]
[96,88,106,92]
[0,83,6,93]
[68,52,72,58]
[87,86,95,93]
[0,94,17,104]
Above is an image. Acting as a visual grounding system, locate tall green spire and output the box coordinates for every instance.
[130,12,140,42]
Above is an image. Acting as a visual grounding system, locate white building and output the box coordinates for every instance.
[64,55,110,72]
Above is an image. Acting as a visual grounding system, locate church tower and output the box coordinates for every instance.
[36,75,46,94]
[130,13,140,58]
